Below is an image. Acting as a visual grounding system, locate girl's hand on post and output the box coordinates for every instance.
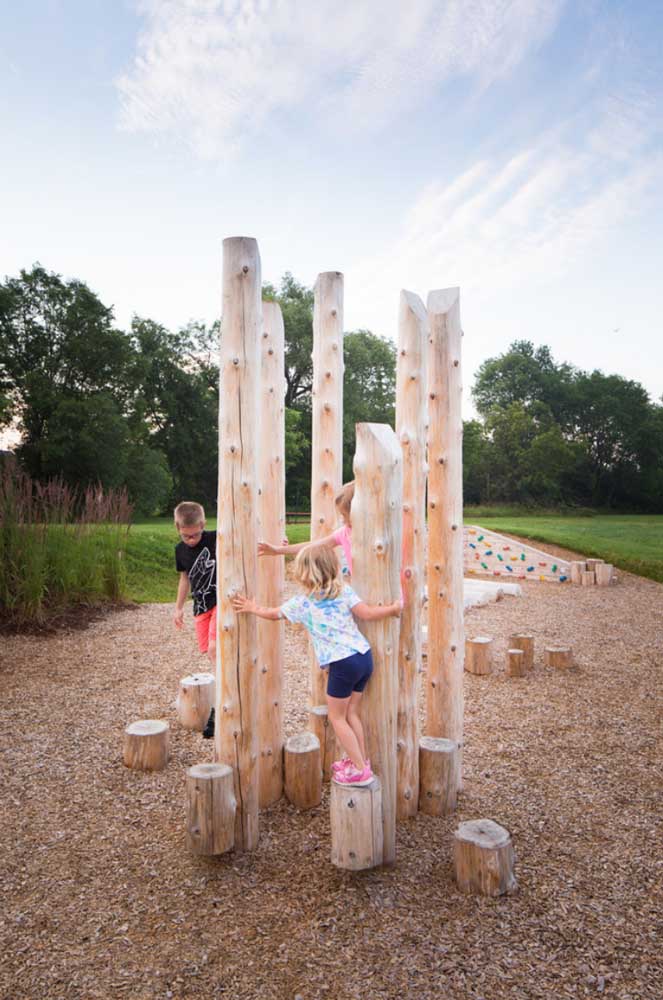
[391,600,403,617]
[232,594,256,614]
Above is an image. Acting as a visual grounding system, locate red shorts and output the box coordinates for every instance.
[194,607,217,654]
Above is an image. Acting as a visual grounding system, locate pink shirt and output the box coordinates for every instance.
[332,524,352,575]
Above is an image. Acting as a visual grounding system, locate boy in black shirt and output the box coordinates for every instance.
[174,501,217,664]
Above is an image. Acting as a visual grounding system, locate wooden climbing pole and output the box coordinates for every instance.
[426,288,464,792]
[309,271,344,705]
[216,236,261,851]
[352,422,402,863]
[257,300,286,808]
[395,290,428,818]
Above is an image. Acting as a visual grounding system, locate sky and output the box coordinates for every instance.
[2,0,662,424]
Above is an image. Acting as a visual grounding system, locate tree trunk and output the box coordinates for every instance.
[330,777,383,870]
[176,672,215,731]
[426,288,464,793]
[581,571,595,587]
[308,705,338,781]
[257,299,286,808]
[396,290,428,819]
[465,636,493,676]
[586,559,604,572]
[352,423,402,864]
[309,272,344,707]
[418,736,458,815]
[508,634,534,671]
[506,648,526,677]
[544,646,573,669]
[216,236,261,851]
[185,763,236,855]
[283,732,322,810]
[453,819,517,896]
[595,563,614,587]
[123,720,169,771]
[570,560,586,584]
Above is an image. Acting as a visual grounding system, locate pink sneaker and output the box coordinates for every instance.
[333,764,374,787]
[331,756,351,774]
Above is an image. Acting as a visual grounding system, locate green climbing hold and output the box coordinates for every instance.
[520,553,525,560]
[552,563,557,572]
[481,562,488,570]
[497,554,503,561]
[477,535,484,542]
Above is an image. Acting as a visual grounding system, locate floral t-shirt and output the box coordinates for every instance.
[280,585,370,666]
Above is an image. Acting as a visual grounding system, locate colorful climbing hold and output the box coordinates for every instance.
[503,546,510,551]
[559,575,567,582]
[469,529,476,535]
[506,565,513,572]
[520,553,526,561]
[539,575,546,581]
[493,570,501,576]
[484,550,493,556]
[481,562,488,570]
[497,554,503,561]
[511,556,518,561]
[527,566,534,572]
[552,563,557,573]
[469,542,476,549]
[539,562,547,567]
[477,535,484,542]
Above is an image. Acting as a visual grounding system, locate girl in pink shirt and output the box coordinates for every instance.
[259,481,355,573]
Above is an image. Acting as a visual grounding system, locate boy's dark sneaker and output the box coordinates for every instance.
[202,707,215,739]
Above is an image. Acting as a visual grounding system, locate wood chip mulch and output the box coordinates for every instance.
[1,538,662,1000]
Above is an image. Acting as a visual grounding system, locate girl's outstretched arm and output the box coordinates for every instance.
[258,531,339,557]
[352,600,402,622]
[232,594,282,621]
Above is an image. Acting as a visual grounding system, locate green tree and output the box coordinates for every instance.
[263,273,314,408]
[473,340,575,428]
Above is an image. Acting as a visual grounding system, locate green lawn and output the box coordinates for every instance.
[125,513,662,603]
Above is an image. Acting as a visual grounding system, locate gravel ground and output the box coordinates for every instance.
[1,540,662,1000]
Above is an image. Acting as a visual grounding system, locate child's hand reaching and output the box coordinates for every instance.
[390,599,403,617]
[232,593,257,614]
[258,541,280,557]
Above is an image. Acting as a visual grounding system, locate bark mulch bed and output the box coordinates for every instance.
[1,540,661,1000]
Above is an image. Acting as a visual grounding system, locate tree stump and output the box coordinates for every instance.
[418,736,458,816]
[123,720,169,771]
[330,776,383,870]
[570,560,586,584]
[284,732,321,809]
[581,571,595,587]
[544,646,573,669]
[586,558,604,572]
[308,705,338,781]
[465,637,493,676]
[453,819,517,896]
[176,672,215,731]
[596,563,614,587]
[508,633,534,671]
[506,648,526,678]
[185,763,236,856]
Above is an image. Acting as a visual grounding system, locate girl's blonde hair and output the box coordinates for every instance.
[294,545,343,600]
[335,481,355,525]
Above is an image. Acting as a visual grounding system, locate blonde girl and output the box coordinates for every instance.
[232,544,400,785]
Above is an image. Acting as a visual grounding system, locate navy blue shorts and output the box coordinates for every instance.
[326,649,374,699]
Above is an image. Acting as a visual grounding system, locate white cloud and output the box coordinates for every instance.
[117,0,565,156]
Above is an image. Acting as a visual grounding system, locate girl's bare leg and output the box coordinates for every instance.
[326,695,364,770]
[347,690,366,761]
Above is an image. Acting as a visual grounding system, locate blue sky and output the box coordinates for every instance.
[2,0,662,420]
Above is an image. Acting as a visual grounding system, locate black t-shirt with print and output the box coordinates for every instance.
[175,530,217,616]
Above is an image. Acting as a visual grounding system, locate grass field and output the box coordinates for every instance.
[125,513,662,603]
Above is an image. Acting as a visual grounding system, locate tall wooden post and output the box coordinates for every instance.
[216,236,261,851]
[309,271,344,705]
[352,423,402,864]
[426,288,464,792]
[257,300,285,807]
[395,291,428,818]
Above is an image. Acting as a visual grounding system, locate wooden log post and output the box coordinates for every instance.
[352,423,402,864]
[123,720,169,771]
[465,636,493,676]
[453,819,517,896]
[330,777,383,871]
[508,633,534,671]
[596,563,614,587]
[506,648,526,678]
[544,646,573,669]
[308,705,338,781]
[257,300,286,808]
[283,732,322,809]
[418,736,458,816]
[586,558,604,572]
[581,571,596,587]
[426,288,464,791]
[570,560,586,584]
[176,672,215,731]
[309,272,344,707]
[396,290,428,819]
[185,763,236,856]
[216,236,261,851]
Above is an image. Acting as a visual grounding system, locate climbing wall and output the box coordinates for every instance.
[464,525,570,583]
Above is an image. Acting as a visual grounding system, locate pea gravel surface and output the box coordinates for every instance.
[1,541,661,1000]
